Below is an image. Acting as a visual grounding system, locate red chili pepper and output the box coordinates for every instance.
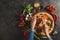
[53,14,58,24]
[51,13,58,24]
[23,30,28,37]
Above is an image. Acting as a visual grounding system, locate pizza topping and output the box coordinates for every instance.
[46,20,51,26]
[35,13,52,30]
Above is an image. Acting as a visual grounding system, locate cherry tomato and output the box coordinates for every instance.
[50,11,53,14]
[46,7,50,10]
[45,4,56,14]
[48,5,51,8]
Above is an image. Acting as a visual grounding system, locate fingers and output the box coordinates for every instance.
[31,16,36,21]
[43,24,52,40]
[31,16,37,29]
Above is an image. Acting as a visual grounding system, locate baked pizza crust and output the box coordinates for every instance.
[34,12,54,35]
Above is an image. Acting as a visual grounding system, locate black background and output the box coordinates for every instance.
[0,0,60,40]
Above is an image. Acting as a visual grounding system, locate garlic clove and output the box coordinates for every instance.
[53,31,58,35]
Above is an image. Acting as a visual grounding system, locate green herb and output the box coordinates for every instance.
[46,22,50,26]
[23,4,33,15]
[23,9,26,15]
[46,21,51,26]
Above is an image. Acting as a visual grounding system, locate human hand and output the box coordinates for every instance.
[31,16,37,29]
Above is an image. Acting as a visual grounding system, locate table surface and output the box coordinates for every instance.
[0,0,60,40]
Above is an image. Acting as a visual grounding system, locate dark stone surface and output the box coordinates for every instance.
[0,0,60,40]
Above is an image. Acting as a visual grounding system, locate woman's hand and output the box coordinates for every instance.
[27,16,37,40]
[31,16,37,29]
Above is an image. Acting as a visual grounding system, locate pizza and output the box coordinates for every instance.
[34,12,54,35]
